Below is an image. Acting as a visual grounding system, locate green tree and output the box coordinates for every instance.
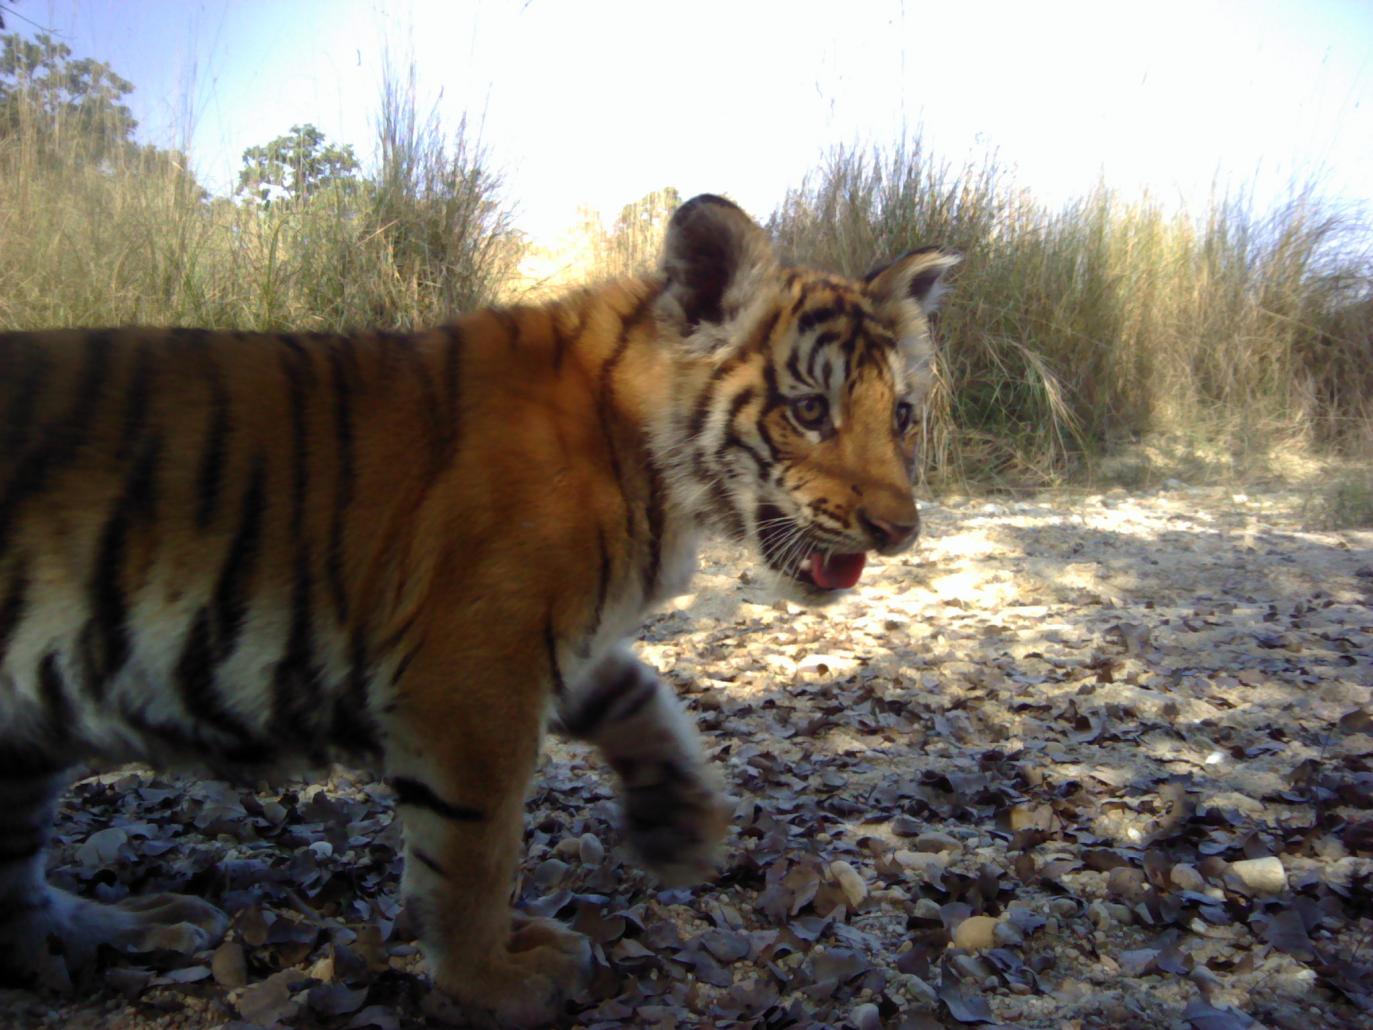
[0,31,138,161]
[237,123,360,204]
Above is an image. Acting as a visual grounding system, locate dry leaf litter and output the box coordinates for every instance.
[2,486,1370,1030]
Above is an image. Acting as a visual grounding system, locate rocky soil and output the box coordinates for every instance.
[3,486,1371,1029]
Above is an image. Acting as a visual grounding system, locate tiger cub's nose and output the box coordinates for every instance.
[858,509,919,553]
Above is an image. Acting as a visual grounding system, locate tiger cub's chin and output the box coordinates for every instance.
[0,191,955,1022]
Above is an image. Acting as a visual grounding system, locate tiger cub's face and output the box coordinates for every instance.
[656,196,958,603]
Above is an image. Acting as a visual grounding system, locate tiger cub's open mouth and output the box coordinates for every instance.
[756,504,868,592]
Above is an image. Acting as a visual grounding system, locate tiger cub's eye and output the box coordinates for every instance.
[791,394,829,430]
[894,400,915,435]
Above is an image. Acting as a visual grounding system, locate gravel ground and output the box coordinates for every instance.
[3,485,1370,1029]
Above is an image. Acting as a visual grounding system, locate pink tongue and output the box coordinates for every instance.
[808,551,867,590]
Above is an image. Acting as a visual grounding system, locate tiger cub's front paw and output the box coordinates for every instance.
[623,760,733,886]
[433,919,592,1028]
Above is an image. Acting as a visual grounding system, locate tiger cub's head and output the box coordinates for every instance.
[654,194,958,603]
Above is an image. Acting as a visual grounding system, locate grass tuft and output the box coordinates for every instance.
[768,142,1373,489]
[0,59,522,333]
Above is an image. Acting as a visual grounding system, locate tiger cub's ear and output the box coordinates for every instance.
[864,247,960,364]
[658,194,779,334]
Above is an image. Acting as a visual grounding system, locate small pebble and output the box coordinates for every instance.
[1170,863,1205,892]
[1230,856,1286,895]
[1104,902,1135,925]
[895,849,947,881]
[914,831,960,854]
[1087,901,1113,929]
[578,832,604,865]
[1050,898,1078,918]
[829,860,868,909]
[1107,866,1147,898]
[211,942,247,988]
[913,897,942,921]
[953,915,999,951]
[850,1002,882,1030]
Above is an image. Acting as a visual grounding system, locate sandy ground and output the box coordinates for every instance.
[3,485,1371,1029]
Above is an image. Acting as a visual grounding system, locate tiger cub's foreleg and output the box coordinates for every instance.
[559,646,731,885]
[386,654,591,1025]
[0,766,227,988]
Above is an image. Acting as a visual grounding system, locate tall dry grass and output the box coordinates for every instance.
[5,48,1370,503]
[0,63,523,333]
[769,143,1373,489]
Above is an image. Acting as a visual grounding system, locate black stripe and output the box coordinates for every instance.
[721,388,769,473]
[687,361,735,441]
[746,309,782,355]
[761,350,787,411]
[331,630,380,756]
[326,341,356,622]
[545,615,565,695]
[195,356,231,529]
[390,641,421,687]
[266,362,325,753]
[796,306,838,335]
[839,316,863,361]
[271,548,325,753]
[211,458,265,658]
[411,847,450,878]
[585,525,611,643]
[725,386,757,427]
[395,332,447,476]
[0,560,29,658]
[724,430,770,477]
[493,308,520,348]
[118,706,204,757]
[1,344,50,454]
[391,777,485,822]
[175,608,261,744]
[36,652,74,744]
[806,330,840,381]
[551,305,580,373]
[755,365,786,467]
[565,666,657,737]
[119,703,271,766]
[685,315,773,444]
[279,336,312,533]
[0,333,111,555]
[80,433,161,700]
[115,341,154,460]
[786,334,808,387]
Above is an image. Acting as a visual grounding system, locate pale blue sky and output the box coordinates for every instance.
[13,0,1373,241]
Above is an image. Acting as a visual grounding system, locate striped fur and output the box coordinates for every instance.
[0,194,955,1022]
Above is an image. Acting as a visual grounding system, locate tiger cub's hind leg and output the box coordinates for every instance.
[560,646,732,886]
[0,768,227,989]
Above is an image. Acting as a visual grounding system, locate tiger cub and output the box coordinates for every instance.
[0,194,955,1023]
